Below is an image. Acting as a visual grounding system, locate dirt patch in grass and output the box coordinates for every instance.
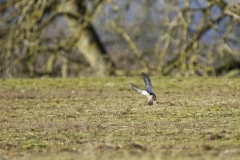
[0,77,240,160]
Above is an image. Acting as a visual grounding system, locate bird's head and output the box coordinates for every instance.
[150,93,156,101]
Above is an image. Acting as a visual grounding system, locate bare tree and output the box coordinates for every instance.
[1,0,240,77]
[0,0,115,78]
[97,0,240,76]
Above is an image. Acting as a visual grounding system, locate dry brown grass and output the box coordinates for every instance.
[0,77,240,160]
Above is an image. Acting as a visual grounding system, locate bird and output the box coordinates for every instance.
[130,72,156,106]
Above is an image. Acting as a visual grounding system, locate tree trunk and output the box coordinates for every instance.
[58,0,114,77]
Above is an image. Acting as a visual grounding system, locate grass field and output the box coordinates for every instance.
[0,77,240,160]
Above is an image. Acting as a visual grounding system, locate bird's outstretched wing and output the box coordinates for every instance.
[142,72,152,93]
[130,83,150,96]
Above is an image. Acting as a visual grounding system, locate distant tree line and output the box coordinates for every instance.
[0,0,240,78]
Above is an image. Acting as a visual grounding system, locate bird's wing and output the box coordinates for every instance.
[142,72,152,93]
[130,83,150,96]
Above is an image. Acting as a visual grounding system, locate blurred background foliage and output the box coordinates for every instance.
[0,0,240,78]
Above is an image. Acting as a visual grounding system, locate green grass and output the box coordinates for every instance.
[0,77,240,160]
